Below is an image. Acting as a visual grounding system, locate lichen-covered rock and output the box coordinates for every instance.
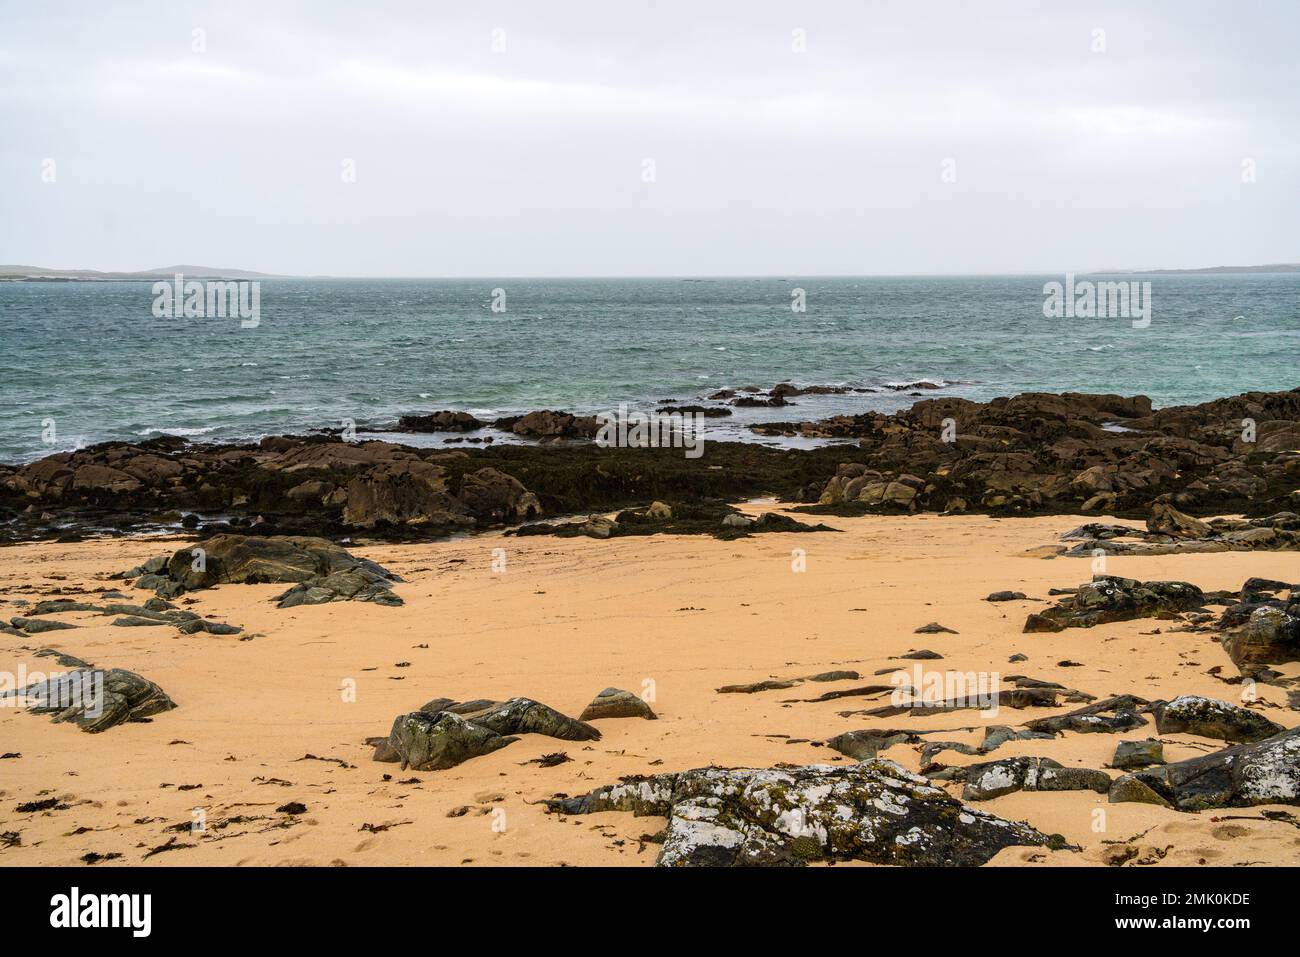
[1109,726,1300,811]
[578,687,657,721]
[3,661,176,733]
[1152,695,1285,743]
[1024,576,1205,632]
[1112,739,1164,769]
[372,695,599,769]
[1221,605,1300,672]
[385,711,517,771]
[933,757,1111,801]
[545,761,1066,866]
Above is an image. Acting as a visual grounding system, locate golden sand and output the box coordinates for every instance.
[1,509,1297,867]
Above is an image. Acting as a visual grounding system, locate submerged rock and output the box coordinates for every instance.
[545,761,1067,866]
[1109,726,1300,811]
[578,687,657,721]
[1152,695,1285,743]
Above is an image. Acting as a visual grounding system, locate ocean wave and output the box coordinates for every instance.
[134,425,218,437]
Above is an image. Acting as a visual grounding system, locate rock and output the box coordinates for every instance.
[3,662,175,733]
[1152,695,1285,743]
[127,535,403,608]
[111,615,170,627]
[508,410,600,439]
[578,687,657,721]
[398,411,485,432]
[986,591,1027,602]
[10,617,78,634]
[463,697,601,741]
[716,670,860,694]
[374,695,599,769]
[1025,695,1149,735]
[914,622,958,634]
[939,757,1111,801]
[545,761,1065,866]
[1109,726,1300,811]
[1112,740,1164,769]
[176,619,243,636]
[1147,502,1212,539]
[825,730,919,760]
[457,467,541,524]
[1025,575,1205,631]
[897,649,943,660]
[721,513,753,529]
[1221,605,1300,672]
[385,711,517,771]
[29,600,101,615]
[645,501,673,520]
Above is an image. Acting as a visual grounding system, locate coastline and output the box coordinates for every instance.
[2,385,1299,867]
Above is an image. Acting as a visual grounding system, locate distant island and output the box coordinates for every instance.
[1101,263,1300,275]
[0,264,280,281]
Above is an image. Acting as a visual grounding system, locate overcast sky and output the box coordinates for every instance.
[2,1,1296,276]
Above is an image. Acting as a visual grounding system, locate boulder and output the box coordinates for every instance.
[545,761,1067,866]
[935,757,1111,801]
[4,662,176,733]
[1025,576,1205,631]
[578,687,657,721]
[1112,739,1164,769]
[1147,502,1212,539]
[385,711,517,771]
[1152,695,1285,743]
[1109,726,1300,811]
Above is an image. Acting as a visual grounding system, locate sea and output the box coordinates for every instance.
[1,274,1297,463]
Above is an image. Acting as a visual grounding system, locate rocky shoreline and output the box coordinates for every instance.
[2,387,1298,545]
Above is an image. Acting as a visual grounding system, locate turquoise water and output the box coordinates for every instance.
[1,275,1297,463]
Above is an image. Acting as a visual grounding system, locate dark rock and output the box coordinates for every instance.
[914,622,958,634]
[1112,739,1164,769]
[986,591,1028,602]
[10,617,78,634]
[3,662,176,733]
[1152,695,1285,743]
[1025,695,1149,735]
[126,534,403,608]
[398,411,485,433]
[1109,726,1300,811]
[384,711,517,771]
[1025,575,1205,631]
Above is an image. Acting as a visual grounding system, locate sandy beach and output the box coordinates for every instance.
[2,506,1297,867]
